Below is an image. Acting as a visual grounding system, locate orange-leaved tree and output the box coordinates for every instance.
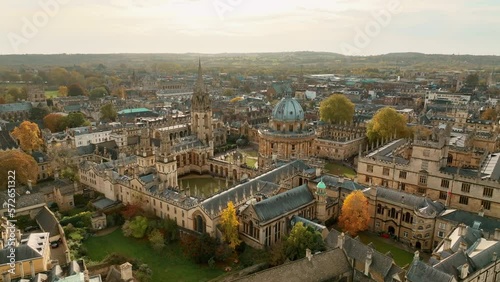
[339,191,370,236]
[0,150,38,189]
[220,201,241,249]
[43,113,65,133]
[11,121,44,153]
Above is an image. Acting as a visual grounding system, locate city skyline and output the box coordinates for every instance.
[1,0,499,56]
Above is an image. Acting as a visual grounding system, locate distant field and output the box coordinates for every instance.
[45,90,59,98]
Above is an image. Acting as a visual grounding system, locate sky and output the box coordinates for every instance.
[1,0,499,55]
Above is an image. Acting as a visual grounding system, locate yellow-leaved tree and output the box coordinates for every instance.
[366,107,410,143]
[220,201,241,249]
[339,191,370,236]
[319,94,355,124]
[11,121,44,153]
[0,150,38,189]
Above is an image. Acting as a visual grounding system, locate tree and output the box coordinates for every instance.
[59,112,89,129]
[338,191,370,236]
[366,107,410,142]
[67,83,86,96]
[89,86,108,99]
[11,121,44,153]
[58,86,68,97]
[29,106,50,121]
[43,113,65,132]
[180,233,218,264]
[465,73,479,88]
[100,103,117,122]
[481,108,497,121]
[0,150,38,189]
[411,125,433,139]
[220,201,241,249]
[283,222,325,261]
[148,229,165,252]
[127,216,149,238]
[319,94,355,124]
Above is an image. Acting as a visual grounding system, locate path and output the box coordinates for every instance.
[94,226,119,237]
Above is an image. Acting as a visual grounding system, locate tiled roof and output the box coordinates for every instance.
[0,244,42,264]
[0,102,32,113]
[0,130,18,150]
[407,259,454,282]
[373,187,445,217]
[35,206,60,237]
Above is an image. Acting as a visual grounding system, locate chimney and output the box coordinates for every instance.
[19,262,24,278]
[315,167,321,177]
[493,252,497,262]
[306,248,312,262]
[494,228,500,241]
[338,232,345,249]
[479,206,484,217]
[16,229,21,242]
[120,262,133,281]
[364,249,373,276]
[458,223,467,237]
[459,241,467,253]
[28,180,32,190]
[413,251,420,265]
[460,263,469,279]
[2,272,11,282]
[443,237,452,250]
[30,260,35,277]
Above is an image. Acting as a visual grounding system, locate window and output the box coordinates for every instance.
[377,204,383,214]
[365,176,372,183]
[291,144,295,150]
[399,171,407,179]
[421,161,429,170]
[382,179,388,187]
[400,183,406,191]
[439,191,447,200]
[383,168,390,176]
[482,200,491,210]
[403,231,408,238]
[438,231,445,238]
[483,187,493,198]
[389,208,396,219]
[375,222,380,228]
[425,233,430,238]
[461,183,470,193]
[418,187,426,194]
[419,175,427,186]
[367,165,373,173]
[441,179,450,188]
[438,223,446,229]
[459,196,469,205]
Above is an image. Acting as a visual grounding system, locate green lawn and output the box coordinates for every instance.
[84,229,224,282]
[357,232,414,267]
[179,175,234,195]
[45,90,59,98]
[324,162,356,179]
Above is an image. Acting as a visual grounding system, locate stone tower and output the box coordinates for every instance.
[315,178,327,221]
[191,60,213,147]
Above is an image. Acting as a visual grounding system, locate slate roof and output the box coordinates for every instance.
[31,151,49,163]
[313,175,365,192]
[0,244,42,264]
[434,251,474,279]
[92,198,118,210]
[35,205,60,237]
[0,102,32,113]
[253,184,314,223]
[0,130,18,150]
[406,259,454,282]
[373,187,445,217]
[290,215,326,233]
[233,248,351,282]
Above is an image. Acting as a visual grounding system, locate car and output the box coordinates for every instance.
[50,242,59,248]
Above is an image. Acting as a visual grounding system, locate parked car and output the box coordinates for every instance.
[50,242,59,248]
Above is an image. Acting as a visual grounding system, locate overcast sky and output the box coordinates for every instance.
[1,0,498,55]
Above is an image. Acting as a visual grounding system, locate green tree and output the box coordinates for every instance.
[29,106,50,121]
[319,94,355,124]
[366,107,410,142]
[148,229,165,252]
[100,103,117,122]
[220,201,241,249]
[60,112,89,129]
[67,83,86,96]
[338,191,370,236]
[89,86,108,99]
[128,216,149,238]
[465,73,479,88]
[283,222,325,261]
[11,121,44,153]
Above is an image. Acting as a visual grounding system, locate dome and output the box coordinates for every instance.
[272,97,304,121]
[317,179,326,189]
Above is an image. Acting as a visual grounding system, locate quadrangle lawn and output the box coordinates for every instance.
[357,232,414,267]
[324,162,356,179]
[45,90,59,98]
[84,229,224,282]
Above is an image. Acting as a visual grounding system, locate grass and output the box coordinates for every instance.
[45,90,59,98]
[84,229,224,282]
[357,232,414,267]
[179,175,234,194]
[324,162,356,179]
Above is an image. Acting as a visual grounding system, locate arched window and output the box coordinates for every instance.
[377,204,382,214]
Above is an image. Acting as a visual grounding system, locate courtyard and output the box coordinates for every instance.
[357,232,415,266]
[324,162,356,179]
[178,174,234,195]
[84,229,223,282]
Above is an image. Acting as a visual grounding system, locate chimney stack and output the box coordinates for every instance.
[458,223,467,237]
[338,232,345,249]
[459,241,468,253]
[315,167,321,177]
[443,237,452,250]
[28,180,32,190]
[460,263,469,279]
[306,248,312,262]
[364,249,373,276]
[494,228,500,241]
[120,262,133,281]
[413,251,420,265]
[492,252,497,262]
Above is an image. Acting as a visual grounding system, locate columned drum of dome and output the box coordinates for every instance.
[258,96,316,168]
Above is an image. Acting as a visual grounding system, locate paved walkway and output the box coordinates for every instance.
[94,226,119,237]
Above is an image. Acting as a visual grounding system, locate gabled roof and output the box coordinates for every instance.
[407,259,455,282]
[0,130,18,150]
[35,205,60,237]
[0,244,42,265]
[253,184,314,223]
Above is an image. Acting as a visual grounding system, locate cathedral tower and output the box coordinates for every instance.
[191,60,213,147]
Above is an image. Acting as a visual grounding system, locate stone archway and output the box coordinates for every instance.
[388,226,395,235]
[415,241,422,249]
[193,213,206,233]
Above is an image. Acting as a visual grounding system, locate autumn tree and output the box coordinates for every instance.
[58,86,68,97]
[411,125,433,139]
[0,150,38,189]
[366,107,410,142]
[67,83,86,96]
[338,191,370,236]
[11,121,44,153]
[319,94,355,124]
[220,201,241,249]
[282,222,325,261]
[148,229,165,252]
[43,113,65,132]
[481,108,497,121]
[100,103,117,122]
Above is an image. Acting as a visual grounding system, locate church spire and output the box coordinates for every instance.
[196,58,204,92]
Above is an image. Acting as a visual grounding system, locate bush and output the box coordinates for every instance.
[60,211,92,228]
[180,233,218,264]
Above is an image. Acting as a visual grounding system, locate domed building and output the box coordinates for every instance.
[258,95,316,168]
